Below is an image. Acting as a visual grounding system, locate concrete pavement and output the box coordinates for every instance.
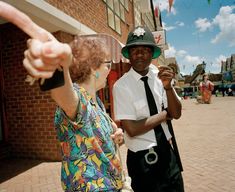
[0,96,235,191]
[174,96,235,192]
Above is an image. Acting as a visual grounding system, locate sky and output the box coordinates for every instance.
[153,0,235,75]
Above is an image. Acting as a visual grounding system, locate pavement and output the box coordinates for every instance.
[0,96,235,192]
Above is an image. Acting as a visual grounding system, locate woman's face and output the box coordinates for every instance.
[95,60,112,90]
[204,75,208,81]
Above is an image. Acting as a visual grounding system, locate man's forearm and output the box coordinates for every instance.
[121,111,167,137]
[166,88,182,119]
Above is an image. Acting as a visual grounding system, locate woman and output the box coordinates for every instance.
[199,74,214,104]
[23,36,123,191]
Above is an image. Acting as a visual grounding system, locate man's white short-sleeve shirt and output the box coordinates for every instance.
[113,64,172,152]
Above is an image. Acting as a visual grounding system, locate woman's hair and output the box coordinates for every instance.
[69,36,109,83]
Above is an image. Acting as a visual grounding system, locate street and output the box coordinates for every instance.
[0,96,235,192]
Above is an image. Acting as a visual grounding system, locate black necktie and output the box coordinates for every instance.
[140,76,158,116]
[141,76,162,134]
[141,76,183,171]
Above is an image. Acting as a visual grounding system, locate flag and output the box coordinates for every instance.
[168,0,174,12]
[154,6,159,18]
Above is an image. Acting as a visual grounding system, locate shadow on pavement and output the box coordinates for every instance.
[0,157,43,183]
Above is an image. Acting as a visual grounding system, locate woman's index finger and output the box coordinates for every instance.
[0,2,55,42]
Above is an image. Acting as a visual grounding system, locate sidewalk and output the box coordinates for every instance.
[0,96,235,191]
[174,96,235,192]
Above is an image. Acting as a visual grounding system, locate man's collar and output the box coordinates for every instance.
[130,64,158,81]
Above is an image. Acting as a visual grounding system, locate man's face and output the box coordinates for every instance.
[128,46,153,75]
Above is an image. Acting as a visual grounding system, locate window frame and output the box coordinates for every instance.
[104,0,130,34]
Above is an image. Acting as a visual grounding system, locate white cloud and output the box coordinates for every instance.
[164,44,176,57]
[195,18,212,32]
[195,5,235,47]
[154,1,182,32]
[208,55,227,73]
[180,55,203,74]
[211,6,235,46]
[153,0,177,15]
[215,55,227,64]
[162,21,184,31]
[164,44,203,74]
[177,50,187,57]
[162,22,176,31]
[176,21,184,27]
[184,55,202,66]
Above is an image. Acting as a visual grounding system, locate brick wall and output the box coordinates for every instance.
[0,23,73,160]
[0,0,134,161]
[45,0,133,43]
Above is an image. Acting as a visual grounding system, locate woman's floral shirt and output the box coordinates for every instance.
[54,84,122,192]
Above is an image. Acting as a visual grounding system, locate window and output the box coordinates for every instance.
[115,15,121,34]
[114,0,120,16]
[120,5,125,21]
[104,0,129,34]
[142,12,155,31]
[107,0,114,9]
[107,8,115,30]
[120,0,128,11]
[124,0,129,11]
[133,2,141,27]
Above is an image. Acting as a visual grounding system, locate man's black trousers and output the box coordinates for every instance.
[127,132,184,192]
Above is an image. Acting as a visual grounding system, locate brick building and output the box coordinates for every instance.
[0,0,165,160]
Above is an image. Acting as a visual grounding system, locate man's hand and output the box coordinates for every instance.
[158,65,175,90]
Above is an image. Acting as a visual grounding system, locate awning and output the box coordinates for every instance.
[0,0,96,35]
[80,33,129,63]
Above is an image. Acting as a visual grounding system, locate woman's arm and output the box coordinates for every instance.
[0,2,79,119]
[50,67,79,120]
[24,40,79,119]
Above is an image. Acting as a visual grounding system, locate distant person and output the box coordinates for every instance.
[220,83,225,97]
[197,74,214,104]
[228,88,233,96]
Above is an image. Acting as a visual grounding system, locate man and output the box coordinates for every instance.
[113,26,184,192]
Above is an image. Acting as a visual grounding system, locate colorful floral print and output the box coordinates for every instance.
[54,84,122,192]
